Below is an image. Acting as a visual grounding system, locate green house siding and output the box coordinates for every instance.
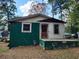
[40,40,79,50]
[9,22,39,48]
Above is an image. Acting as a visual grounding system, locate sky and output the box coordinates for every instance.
[15,0,51,16]
[15,0,27,16]
[15,0,59,19]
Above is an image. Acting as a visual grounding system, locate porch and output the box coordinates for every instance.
[39,39,79,50]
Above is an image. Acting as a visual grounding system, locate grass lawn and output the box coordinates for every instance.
[0,48,8,53]
[0,42,9,53]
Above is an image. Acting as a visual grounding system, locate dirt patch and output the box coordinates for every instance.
[0,43,79,59]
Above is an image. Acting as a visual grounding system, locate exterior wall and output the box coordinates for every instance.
[40,23,65,39]
[8,22,39,48]
[48,23,65,39]
[53,23,65,38]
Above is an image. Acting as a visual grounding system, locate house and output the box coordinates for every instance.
[8,14,79,49]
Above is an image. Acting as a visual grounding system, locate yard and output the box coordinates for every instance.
[0,42,79,59]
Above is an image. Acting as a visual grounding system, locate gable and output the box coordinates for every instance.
[39,18,66,23]
[18,16,48,22]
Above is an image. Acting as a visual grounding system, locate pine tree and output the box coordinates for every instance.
[0,0,16,20]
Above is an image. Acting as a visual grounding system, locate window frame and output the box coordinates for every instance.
[21,23,32,33]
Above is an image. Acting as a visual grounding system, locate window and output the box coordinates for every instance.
[54,24,59,34]
[22,23,32,32]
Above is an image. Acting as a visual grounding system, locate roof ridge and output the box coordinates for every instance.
[8,14,52,22]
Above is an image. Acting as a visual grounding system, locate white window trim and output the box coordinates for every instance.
[21,23,32,33]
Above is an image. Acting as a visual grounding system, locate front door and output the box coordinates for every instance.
[41,24,48,39]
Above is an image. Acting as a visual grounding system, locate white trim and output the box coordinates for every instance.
[39,23,41,39]
[21,23,32,33]
[41,39,79,41]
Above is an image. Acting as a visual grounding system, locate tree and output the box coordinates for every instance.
[62,0,79,33]
[25,0,48,16]
[48,0,79,33]
[0,0,16,20]
[67,2,79,33]
[48,0,66,20]
[29,2,47,15]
